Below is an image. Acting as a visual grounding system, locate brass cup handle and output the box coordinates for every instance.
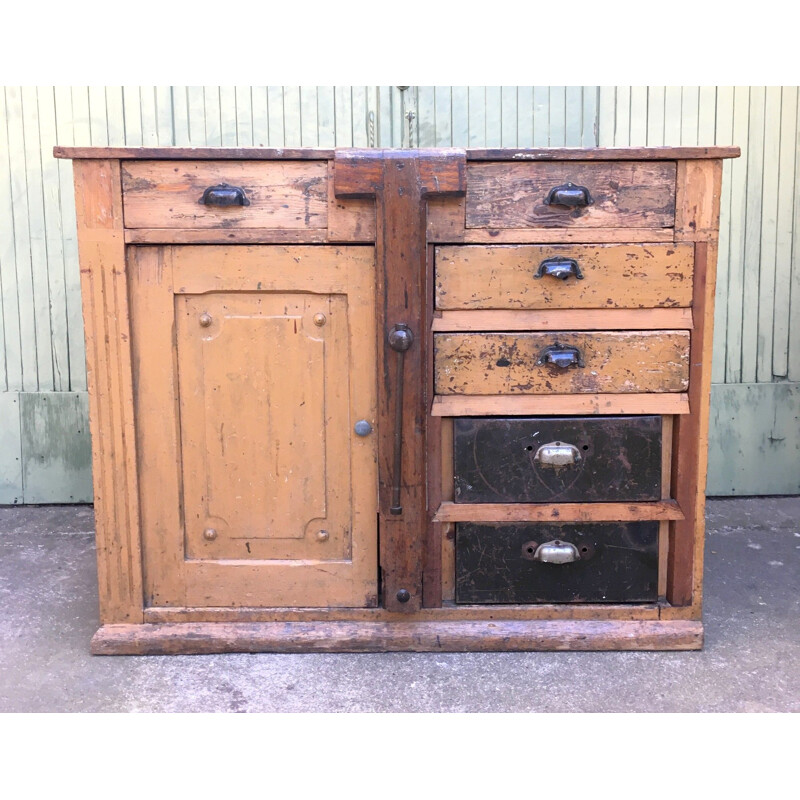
[534,540,580,564]
[544,182,593,208]
[533,441,581,467]
[199,183,251,206]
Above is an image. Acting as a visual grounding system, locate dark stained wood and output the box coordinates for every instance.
[334,149,467,613]
[467,161,677,229]
[91,619,704,654]
[455,522,660,604]
[55,145,741,162]
[424,243,443,608]
[453,416,662,503]
[55,146,335,160]
[466,146,741,161]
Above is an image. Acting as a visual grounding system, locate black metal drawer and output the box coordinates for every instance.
[453,416,661,503]
[455,522,659,604]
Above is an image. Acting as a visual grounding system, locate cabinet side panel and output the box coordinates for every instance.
[73,159,143,623]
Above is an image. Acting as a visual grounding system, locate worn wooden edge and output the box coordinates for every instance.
[429,228,676,244]
[432,309,694,332]
[431,394,691,416]
[55,146,740,162]
[55,147,335,160]
[122,229,376,245]
[465,147,740,161]
[91,619,703,654]
[143,604,663,623]
[433,500,684,523]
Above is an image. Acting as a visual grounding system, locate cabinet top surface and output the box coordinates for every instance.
[53,145,741,161]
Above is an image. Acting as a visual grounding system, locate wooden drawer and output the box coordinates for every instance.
[434,331,690,395]
[455,522,659,604]
[466,161,676,229]
[122,160,328,229]
[453,416,662,503]
[435,243,694,310]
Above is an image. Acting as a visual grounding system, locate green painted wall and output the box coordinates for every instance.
[0,86,798,501]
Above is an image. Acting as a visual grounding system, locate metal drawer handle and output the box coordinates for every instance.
[534,540,580,564]
[535,256,583,281]
[534,441,581,467]
[388,323,414,515]
[199,183,251,207]
[544,182,593,208]
[536,344,585,369]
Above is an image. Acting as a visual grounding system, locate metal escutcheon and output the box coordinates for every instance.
[534,441,581,467]
[533,540,580,564]
[354,419,373,437]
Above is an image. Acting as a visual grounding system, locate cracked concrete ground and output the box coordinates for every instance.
[0,498,797,712]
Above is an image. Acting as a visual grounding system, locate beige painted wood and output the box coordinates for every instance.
[434,501,683,523]
[435,244,694,310]
[675,159,722,241]
[434,331,690,395]
[125,229,332,244]
[122,161,328,229]
[326,160,375,241]
[176,292,352,562]
[466,161,676,229]
[73,159,143,624]
[431,393,690,416]
[432,309,693,332]
[133,245,378,609]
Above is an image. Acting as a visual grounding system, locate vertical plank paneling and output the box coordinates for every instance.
[741,86,766,383]
[725,86,751,383]
[517,86,533,147]
[664,86,682,144]
[451,86,469,148]
[219,86,238,146]
[139,87,159,146]
[582,86,597,146]
[628,86,648,145]
[484,86,502,148]
[6,87,39,392]
[172,87,191,146]
[417,86,436,148]
[54,87,85,391]
[647,86,665,145]
[155,87,173,146]
[532,86,549,146]
[756,87,782,382]
[36,86,69,391]
[266,86,285,147]
[435,86,453,147]
[203,86,222,147]
[282,86,302,147]
[468,86,485,147]
[300,87,318,147]
[122,86,143,146]
[351,86,368,147]
[565,86,583,146]
[712,87,735,384]
[501,86,517,147]
[235,86,254,147]
[597,86,615,147]
[0,88,22,390]
[548,86,566,146]
[771,86,797,378]
[614,86,630,146]
[316,86,335,148]
[186,87,206,146]
[251,86,269,147]
[789,94,800,382]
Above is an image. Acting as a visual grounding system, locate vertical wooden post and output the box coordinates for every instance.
[335,149,466,612]
[667,159,723,611]
[73,159,144,623]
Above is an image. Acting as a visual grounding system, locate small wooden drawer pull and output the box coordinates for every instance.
[198,183,250,207]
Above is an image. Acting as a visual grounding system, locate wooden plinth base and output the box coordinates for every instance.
[91,619,703,655]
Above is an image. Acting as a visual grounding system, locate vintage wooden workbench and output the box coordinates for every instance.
[55,144,739,654]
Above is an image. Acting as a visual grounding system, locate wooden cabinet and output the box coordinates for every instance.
[56,144,738,654]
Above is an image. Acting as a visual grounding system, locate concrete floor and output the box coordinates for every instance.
[0,498,798,712]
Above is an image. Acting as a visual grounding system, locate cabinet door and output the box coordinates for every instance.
[129,245,378,608]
